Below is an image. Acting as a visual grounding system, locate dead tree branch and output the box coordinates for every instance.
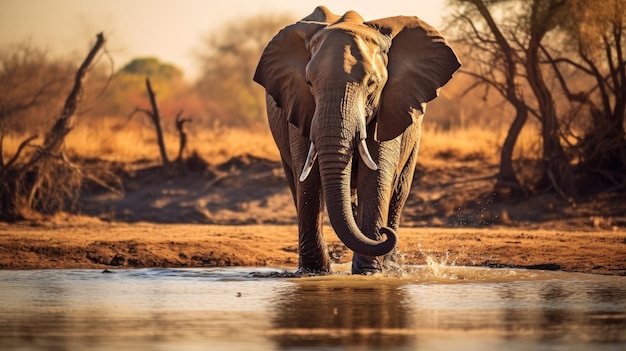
[26,33,106,169]
[49,33,105,148]
[130,80,195,168]
[144,78,170,166]
[1,134,38,173]
[174,111,192,163]
[0,32,107,221]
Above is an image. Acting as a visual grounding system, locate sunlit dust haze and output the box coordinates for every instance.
[0,0,446,79]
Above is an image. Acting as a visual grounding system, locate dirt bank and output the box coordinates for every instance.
[2,155,625,275]
[1,221,624,275]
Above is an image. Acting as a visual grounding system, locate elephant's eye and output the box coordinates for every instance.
[366,78,377,91]
[306,80,312,87]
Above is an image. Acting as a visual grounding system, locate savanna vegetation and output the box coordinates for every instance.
[0,2,624,224]
[449,0,626,199]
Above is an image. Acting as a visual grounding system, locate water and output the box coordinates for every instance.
[1,265,625,351]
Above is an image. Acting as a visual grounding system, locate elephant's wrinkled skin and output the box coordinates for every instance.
[254,6,460,274]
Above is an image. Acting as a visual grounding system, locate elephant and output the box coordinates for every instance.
[253,6,460,274]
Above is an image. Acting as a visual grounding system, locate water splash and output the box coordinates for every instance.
[328,245,465,280]
[250,242,540,282]
[415,243,461,280]
[383,243,530,282]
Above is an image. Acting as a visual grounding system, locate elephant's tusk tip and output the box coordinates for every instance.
[299,142,318,182]
[358,139,378,171]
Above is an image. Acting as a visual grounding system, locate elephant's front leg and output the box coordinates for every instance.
[383,141,420,270]
[383,119,422,270]
[290,130,330,273]
[352,119,421,274]
[295,173,329,272]
[351,137,403,274]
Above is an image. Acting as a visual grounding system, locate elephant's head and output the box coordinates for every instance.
[254,6,460,257]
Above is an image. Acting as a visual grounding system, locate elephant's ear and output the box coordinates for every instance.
[253,7,337,138]
[301,5,340,23]
[366,16,461,141]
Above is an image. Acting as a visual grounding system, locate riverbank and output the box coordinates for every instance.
[1,221,624,275]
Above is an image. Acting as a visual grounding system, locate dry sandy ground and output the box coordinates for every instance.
[1,155,625,275]
[1,220,624,275]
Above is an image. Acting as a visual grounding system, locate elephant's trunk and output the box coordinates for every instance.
[315,137,397,257]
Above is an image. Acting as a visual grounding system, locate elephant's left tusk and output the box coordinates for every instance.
[299,143,318,182]
[358,139,378,171]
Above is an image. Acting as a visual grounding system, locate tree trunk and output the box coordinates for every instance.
[466,0,529,198]
[174,112,191,164]
[495,102,528,197]
[145,78,170,166]
[526,23,576,198]
[577,29,626,182]
[25,33,106,169]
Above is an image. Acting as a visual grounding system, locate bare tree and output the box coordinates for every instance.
[130,77,193,168]
[0,41,74,135]
[452,0,530,197]
[130,78,171,166]
[449,0,625,197]
[549,0,626,190]
[0,33,106,221]
[174,111,192,164]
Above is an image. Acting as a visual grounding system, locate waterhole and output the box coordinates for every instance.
[1,264,625,351]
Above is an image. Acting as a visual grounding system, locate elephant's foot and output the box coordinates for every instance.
[298,254,331,274]
[351,254,383,275]
[298,235,331,273]
[351,249,403,275]
[295,266,331,276]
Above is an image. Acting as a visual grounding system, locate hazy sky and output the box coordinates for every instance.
[0,0,448,79]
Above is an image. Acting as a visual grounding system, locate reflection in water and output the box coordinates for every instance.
[270,278,411,349]
[405,277,626,347]
[0,268,625,351]
[0,269,281,351]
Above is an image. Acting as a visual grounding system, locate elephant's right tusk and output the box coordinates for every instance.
[299,142,318,182]
[358,139,378,171]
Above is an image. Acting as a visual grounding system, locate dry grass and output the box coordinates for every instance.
[419,124,541,166]
[17,118,281,165]
[2,118,542,167]
[188,125,281,164]
[64,118,280,164]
